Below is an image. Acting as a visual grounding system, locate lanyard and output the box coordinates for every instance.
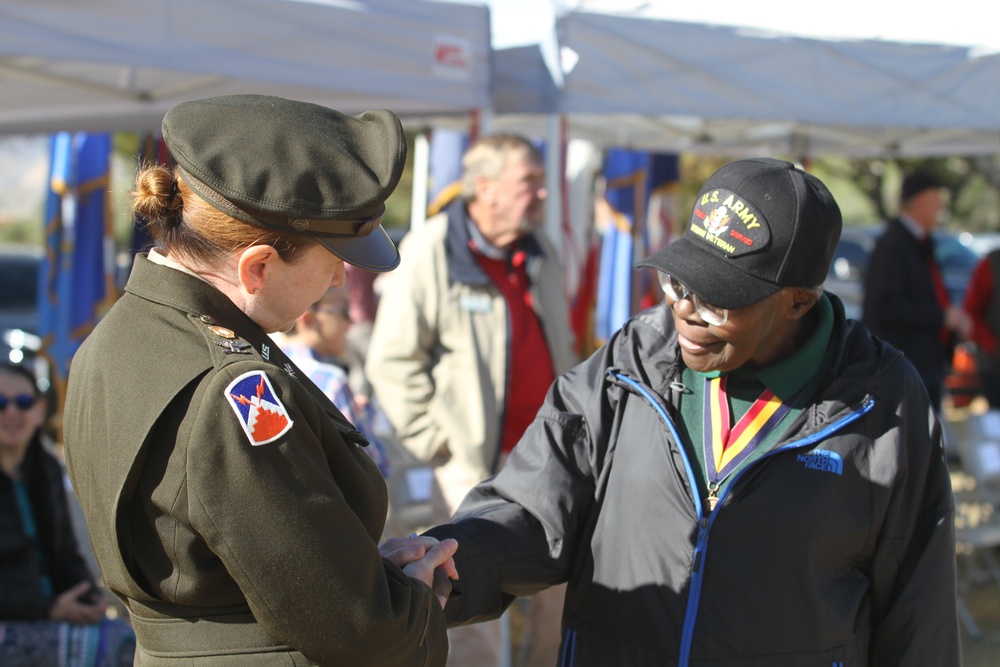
[702,375,797,510]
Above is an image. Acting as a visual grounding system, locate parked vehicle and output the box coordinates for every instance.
[0,243,41,334]
[963,231,1000,258]
[0,244,50,392]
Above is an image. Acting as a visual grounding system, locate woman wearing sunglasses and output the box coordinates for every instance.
[0,362,135,666]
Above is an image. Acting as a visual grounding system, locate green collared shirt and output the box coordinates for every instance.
[677,294,835,506]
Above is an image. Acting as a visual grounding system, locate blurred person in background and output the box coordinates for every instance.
[343,263,379,400]
[0,361,135,667]
[277,285,390,478]
[862,170,971,410]
[366,133,576,667]
[962,247,1000,407]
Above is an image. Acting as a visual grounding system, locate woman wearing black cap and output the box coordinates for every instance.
[61,95,456,666]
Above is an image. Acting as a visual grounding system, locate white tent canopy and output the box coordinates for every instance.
[0,0,492,135]
[492,10,1000,157]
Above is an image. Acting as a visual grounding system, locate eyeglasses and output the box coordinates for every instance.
[0,393,37,411]
[658,272,729,326]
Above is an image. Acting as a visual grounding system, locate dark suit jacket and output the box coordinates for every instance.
[862,218,947,405]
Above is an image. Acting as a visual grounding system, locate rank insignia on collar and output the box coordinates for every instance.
[209,325,235,339]
[215,339,253,354]
[225,370,294,445]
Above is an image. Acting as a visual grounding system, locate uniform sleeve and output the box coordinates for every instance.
[186,363,447,667]
[867,369,961,664]
[425,344,615,625]
[365,236,447,462]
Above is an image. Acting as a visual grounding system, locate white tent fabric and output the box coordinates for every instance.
[492,11,1000,157]
[0,0,491,135]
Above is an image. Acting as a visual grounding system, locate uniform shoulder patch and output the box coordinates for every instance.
[224,370,294,446]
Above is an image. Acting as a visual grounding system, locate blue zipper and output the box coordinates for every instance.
[611,371,874,666]
[560,628,577,667]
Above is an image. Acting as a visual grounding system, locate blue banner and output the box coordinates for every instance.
[38,132,112,396]
[593,150,679,343]
[426,129,469,216]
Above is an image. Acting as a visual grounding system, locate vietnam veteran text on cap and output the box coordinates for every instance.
[162,94,406,272]
[637,158,842,310]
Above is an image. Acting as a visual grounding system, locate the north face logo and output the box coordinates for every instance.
[797,450,843,475]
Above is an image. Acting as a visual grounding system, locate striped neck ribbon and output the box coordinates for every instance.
[703,375,797,510]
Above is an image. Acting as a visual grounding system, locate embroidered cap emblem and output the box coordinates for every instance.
[688,188,771,258]
[225,371,294,445]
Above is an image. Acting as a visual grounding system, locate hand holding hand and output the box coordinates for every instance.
[379,535,440,568]
[380,535,460,608]
[402,539,459,609]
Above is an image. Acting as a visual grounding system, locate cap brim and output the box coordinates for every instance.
[317,225,400,273]
[636,236,780,310]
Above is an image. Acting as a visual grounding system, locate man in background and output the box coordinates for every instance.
[862,170,971,410]
[366,134,576,667]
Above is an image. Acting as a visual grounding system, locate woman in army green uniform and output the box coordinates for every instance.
[62,95,456,666]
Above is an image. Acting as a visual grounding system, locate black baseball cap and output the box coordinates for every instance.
[637,158,842,310]
[162,94,406,272]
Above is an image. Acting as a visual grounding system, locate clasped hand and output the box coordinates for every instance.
[379,536,458,609]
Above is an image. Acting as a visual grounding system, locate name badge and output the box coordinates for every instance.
[460,294,491,313]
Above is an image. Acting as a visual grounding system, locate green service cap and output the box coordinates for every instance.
[162,94,406,272]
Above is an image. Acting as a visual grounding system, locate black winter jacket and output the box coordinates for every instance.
[0,437,94,620]
[428,295,960,666]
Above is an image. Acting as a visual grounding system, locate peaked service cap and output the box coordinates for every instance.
[637,158,842,310]
[162,94,405,272]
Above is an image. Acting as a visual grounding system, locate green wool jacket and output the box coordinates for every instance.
[63,253,447,666]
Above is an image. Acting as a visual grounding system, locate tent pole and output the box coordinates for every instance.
[544,114,564,259]
[410,129,430,232]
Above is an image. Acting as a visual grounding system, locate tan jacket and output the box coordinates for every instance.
[366,203,576,499]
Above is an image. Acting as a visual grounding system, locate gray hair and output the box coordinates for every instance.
[460,134,543,201]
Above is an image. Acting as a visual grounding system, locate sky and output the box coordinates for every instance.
[482,0,1000,53]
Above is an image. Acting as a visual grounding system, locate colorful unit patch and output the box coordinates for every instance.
[225,370,293,445]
